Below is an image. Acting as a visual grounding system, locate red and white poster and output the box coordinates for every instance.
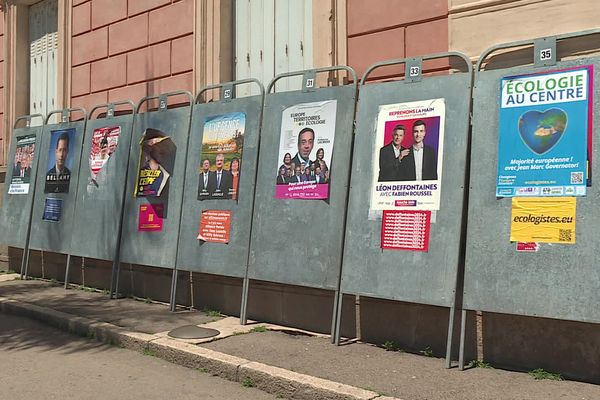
[381,210,431,252]
[138,203,164,232]
[89,126,120,185]
[197,210,232,244]
[516,242,540,252]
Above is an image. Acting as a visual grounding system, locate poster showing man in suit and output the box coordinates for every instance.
[197,112,245,200]
[45,128,76,194]
[371,98,445,211]
[274,100,337,200]
[8,134,36,195]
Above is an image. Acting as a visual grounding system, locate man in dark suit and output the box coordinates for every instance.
[378,124,410,182]
[197,158,216,199]
[291,127,314,168]
[290,165,303,183]
[45,132,72,193]
[402,120,438,181]
[211,152,233,199]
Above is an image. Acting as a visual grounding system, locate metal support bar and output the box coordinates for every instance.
[333,291,344,345]
[458,308,467,370]
[63,254,71,289]
[445,306,456,368]
[169,269,178,312]
[240,277,250,325]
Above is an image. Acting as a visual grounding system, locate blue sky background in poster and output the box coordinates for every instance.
[496,66,591,197]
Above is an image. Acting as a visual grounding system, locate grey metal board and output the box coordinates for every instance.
[248,75,358,290]
[463,57,600,323]
[340,60,472,308]
[176,82,263,277]
[119,98,193,269]
[70,104,135,260]
[29,117,87,253]
[0,117,44,248]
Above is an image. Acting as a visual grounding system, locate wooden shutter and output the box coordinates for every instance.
[235,0,313,95]
[29,0,58,116]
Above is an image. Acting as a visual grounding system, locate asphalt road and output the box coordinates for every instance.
[0,313,276,400]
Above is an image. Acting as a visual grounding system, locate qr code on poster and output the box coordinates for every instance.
[559,229,572,242]
[570,172,583,184]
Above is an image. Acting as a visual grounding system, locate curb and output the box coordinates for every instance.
[0,297,401,400]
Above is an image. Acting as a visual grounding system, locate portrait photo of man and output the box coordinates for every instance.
[291,127,314,168]
[211,152,233,199]
[402,120,438,181]
[45,130,74,193]
[197,158,216,199]
[378,124,411,182]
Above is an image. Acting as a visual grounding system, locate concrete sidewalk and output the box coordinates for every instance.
[0,276,599,400]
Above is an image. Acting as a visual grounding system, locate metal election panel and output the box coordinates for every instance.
[0,115,45,249]
[176,80,264,278]
[28,109,87,254]
[340,54,472,307]
[70,102,135,261]
[463,32,600,324]
[119,92,193,269]
[248,67,358,290]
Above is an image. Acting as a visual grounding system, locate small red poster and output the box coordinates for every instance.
[516,242,539,252]
[197,210,232,243]
[381,210,431,251]
[138,203,164,232]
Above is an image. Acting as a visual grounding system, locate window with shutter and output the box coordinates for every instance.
[235,0,313,95]
[29,0,58,116]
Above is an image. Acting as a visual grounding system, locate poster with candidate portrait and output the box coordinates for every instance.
[197,112,245,201]
[45,128,77,194]
[134,128,176,197]
[370,98,445,211]
[496,66,592,197]
[8,134,36,195]
[89,126,120,186]
[274,100,337,200]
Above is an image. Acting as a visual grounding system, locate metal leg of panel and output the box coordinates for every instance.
[458,309,467,370]
[20,248,28,279]
[445,306,456,368]
[109,260,119,299]
[63,254,71,290]
[169,269,178,312]
[333,291,344,345]
[239,277,250,325]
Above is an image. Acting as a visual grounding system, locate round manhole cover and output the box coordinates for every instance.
[167,325,220,339]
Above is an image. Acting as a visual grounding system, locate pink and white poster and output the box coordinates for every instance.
[274,100,337,200]
[89,126,120,186]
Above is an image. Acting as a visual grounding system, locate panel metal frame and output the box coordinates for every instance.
[25,108,87,281]
[333,53,473,368]
[174,79,265,323]
[115,91,194,310]
[0,114,45,278]
[63,101,136,291]
[459,29,600,370]
[244,66,358,336]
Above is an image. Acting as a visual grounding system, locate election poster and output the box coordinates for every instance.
[89,126,120,186]
[197,210,232,243]
[370,98,445,211]
[496,65,593,197]
[8,134,36,195]
[134,128,176,197]
[42,198,62,222]
[197,112,245,201]
[274,100,337,200]
[138,203,164,232]
[45,128,76,194]
[510,197,576,244]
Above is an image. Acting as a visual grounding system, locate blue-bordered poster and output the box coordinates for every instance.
[496,65,593,197]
